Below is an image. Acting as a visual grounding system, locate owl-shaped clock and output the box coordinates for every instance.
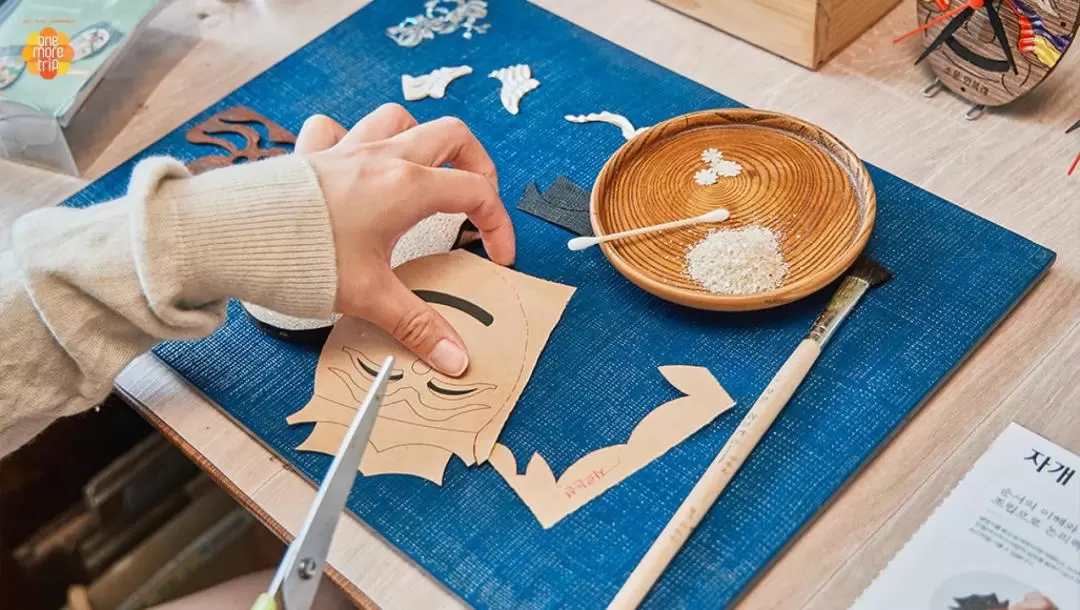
[902,0,1078,111]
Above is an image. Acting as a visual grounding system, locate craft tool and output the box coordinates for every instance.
[567,208,730,251]
[608,258,892,609]
[252,357,394,610]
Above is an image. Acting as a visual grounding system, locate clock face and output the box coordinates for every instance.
[918,0,1080,106]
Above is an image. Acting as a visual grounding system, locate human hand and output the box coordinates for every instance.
[1009,593,1057,610]
[299,104,515,377]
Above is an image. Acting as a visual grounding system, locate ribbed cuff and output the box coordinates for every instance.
[132,155,338,319]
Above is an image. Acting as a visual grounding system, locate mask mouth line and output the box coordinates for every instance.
[377,411,493,432]
[947,37,1012,71]
[395,397,494,423]
[384,386,494,413]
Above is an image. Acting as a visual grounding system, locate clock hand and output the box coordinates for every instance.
[984,0,1018,73]
[895,0,983,43]
[1070,121,1079,176]
[915,6,977,64]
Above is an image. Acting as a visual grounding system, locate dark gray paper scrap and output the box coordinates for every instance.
[516,176,593,236]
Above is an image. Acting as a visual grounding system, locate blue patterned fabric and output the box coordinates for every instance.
[62,1,1055,607]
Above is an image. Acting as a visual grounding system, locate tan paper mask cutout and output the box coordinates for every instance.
[488,366,735,528]
[287,250,575,484]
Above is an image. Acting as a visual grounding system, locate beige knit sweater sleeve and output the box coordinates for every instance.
[0,155,338,458]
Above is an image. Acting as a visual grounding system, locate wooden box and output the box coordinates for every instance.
[655,0,901,69]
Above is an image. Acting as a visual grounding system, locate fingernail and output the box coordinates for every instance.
[430,339,468,376]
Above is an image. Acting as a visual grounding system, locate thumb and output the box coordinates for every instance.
[358,272,470,377]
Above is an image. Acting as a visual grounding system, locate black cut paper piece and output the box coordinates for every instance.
[516,176,593,236]
[1068,119,1080,134]
[949,593,1008,610]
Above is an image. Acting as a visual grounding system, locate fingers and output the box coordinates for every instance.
[296,115,348,153]
[342,103,419,145]
[356,271,470,377]
[383,116,499,188]
[1010,594,1056,610]
[406,165,516,265]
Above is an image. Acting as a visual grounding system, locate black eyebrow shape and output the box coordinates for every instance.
[427,380,479,396]
[356,355,404,380]
[414,290,494,326]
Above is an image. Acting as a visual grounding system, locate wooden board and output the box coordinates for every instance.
[918,0,1080,106]
[591,109,875,311]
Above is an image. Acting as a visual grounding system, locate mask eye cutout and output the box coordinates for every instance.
[345,346,404,381]
[426,379,495,400]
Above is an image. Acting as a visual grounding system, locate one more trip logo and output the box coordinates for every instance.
[21,27,74,80]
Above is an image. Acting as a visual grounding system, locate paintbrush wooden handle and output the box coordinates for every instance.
[607,339,822,610]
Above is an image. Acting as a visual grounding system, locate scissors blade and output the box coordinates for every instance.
[267,356,394,610]
[915,7,974,65]
[984,1,1018,74]
[1068,120,1080,134]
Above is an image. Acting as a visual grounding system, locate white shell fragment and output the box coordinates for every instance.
[1032,0,1061,16]
[402,65,473,101]
[489,64,539,115]
[564,111,648,140]
[710,159,743,178]
[693,147,743,185]
[694,168,718,186]
[387,0,490,47]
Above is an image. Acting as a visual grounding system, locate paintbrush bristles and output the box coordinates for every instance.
[849,257,893,289]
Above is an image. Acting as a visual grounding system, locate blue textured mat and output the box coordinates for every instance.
[63,1,1055,607]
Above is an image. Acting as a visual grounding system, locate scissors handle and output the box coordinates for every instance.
[252,593,278,610]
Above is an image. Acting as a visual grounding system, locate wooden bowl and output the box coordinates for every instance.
[590,109,876,311]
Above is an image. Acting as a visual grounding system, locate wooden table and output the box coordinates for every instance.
[3,1,1078,607]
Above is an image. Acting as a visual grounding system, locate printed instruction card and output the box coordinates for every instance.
[852,423,1079,610]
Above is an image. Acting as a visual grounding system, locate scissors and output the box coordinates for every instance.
[252,356,394,610]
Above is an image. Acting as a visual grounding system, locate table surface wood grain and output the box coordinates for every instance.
[2,1,1078,607]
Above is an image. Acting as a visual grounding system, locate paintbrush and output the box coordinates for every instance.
[608,258,893,610]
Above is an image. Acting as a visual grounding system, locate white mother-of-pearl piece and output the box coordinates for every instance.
[489,64,540,115]
[401,65,474,101]
[564,111,648,140]
[1032,0,1061,17]
[710,158,743,178]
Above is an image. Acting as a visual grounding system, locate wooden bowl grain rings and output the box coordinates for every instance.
[590,108,876,311]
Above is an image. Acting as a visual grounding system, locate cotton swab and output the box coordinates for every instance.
[567,208,730,252]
